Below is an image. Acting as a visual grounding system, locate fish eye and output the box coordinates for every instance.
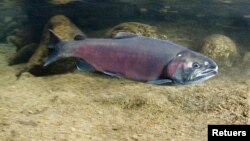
[192,62,200,69]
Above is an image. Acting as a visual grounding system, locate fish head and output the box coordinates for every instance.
[166,50,218,85]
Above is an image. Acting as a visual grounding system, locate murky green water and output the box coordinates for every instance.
[1,0,250,48]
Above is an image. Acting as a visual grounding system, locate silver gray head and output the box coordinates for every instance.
[166,50,218,85]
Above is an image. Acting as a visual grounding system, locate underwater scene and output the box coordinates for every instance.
[0,0,249,140]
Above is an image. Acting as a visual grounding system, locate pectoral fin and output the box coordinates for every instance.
[147,79,173,85]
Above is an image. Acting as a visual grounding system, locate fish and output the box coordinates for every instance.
[44,30,218,85]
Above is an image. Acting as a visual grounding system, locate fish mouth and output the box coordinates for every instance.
[190,66,218,83]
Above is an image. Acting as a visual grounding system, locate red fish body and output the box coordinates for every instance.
[45,32,218,85]
[69,38,184,81]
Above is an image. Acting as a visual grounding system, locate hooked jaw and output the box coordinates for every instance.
[167,58,219,85]
[166,50,219,85]
[189,63,218,84]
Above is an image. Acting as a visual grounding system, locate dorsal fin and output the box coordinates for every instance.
[74,34,86,41]
[113,32,137,39]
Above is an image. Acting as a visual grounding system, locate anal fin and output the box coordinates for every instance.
[76,59,96,72]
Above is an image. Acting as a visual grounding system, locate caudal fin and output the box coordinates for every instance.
[44,30,63,67]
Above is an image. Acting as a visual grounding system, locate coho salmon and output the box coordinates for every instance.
[44,31,218,85]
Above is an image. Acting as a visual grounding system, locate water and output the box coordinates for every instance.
[0,0,249,140]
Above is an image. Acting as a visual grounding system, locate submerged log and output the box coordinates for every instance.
[16,15,85,77]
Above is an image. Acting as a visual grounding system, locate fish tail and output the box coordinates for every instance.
[44,30,64,67]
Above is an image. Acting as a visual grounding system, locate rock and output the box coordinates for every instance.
[242,52,250,76]
[7,36,25,49]
[201,34,238,67]
[8,43,38,66]
[48,15,84,41]
[242,52,250,64]
[242,52,250,68]
[16,15,85,77]
[19,72,33,79]
[7,26,38,50]
[28,58,77,76]
[106,22,158,38]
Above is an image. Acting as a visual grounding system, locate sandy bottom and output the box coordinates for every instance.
[0,44,249,141]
